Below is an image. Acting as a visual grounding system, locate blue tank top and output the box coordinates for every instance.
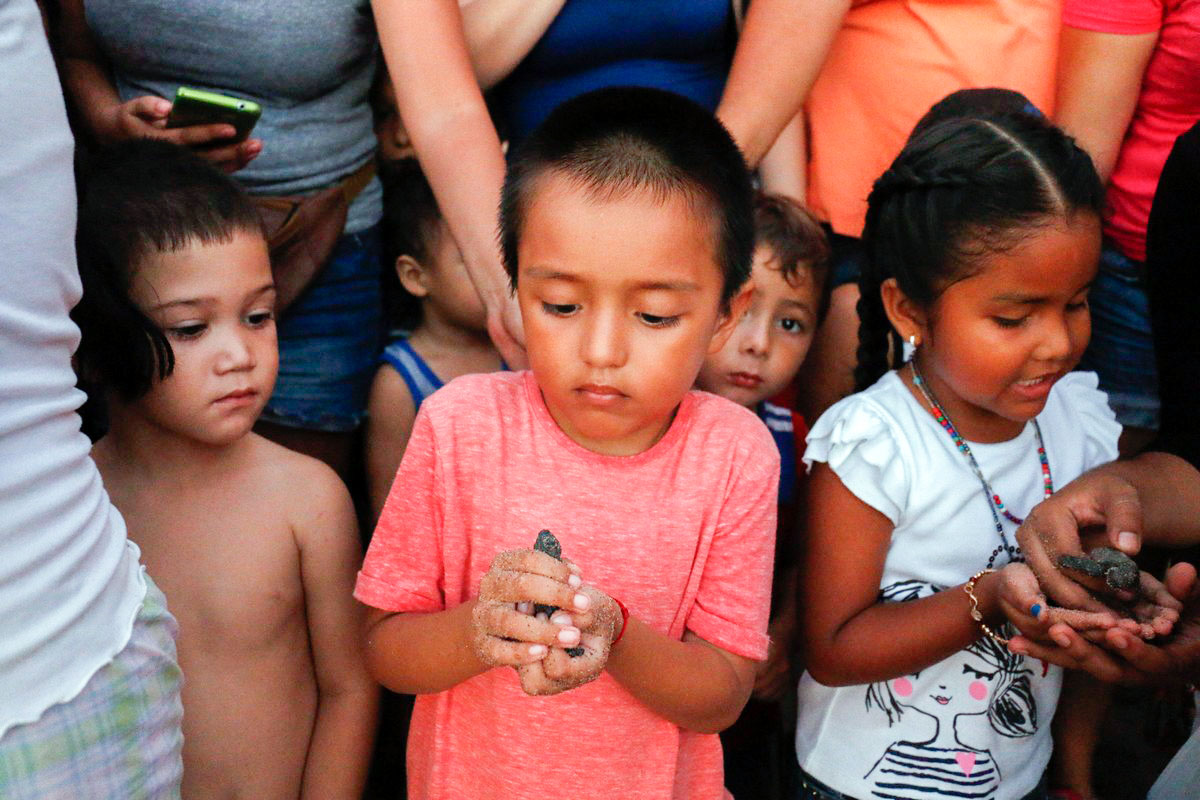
[381,338,508,412]
[494,0,734,144]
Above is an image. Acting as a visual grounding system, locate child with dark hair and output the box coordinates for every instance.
[74,139,377,799]
[698,191,829,507]
[356,86,778,799]
[695,191,828,797]
[794,111,1182,799]
[365,159,504,519]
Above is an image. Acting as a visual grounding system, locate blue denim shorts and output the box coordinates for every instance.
[1076,243,1160,430]
[260,224,384,433]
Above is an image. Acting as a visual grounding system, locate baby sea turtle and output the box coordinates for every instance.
[1057,546,1140,592]
[533,529,584,657]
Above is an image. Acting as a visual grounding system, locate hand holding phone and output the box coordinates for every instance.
[166,87,262,142]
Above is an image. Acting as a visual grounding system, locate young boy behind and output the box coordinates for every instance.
[356,87,780,799]
[695,192,828,796]
[365,158,504,518]
[74,140,377,799]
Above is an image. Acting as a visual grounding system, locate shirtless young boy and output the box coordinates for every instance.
[74,141,377,798]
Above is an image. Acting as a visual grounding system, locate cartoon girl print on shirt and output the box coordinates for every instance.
[862,581,1037,799]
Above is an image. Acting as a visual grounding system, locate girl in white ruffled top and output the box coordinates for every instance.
[793,101,1182,800]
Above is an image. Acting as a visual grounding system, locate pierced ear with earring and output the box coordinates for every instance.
[903,333,920,362]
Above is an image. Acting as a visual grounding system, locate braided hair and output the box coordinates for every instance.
[854,111,1104,391]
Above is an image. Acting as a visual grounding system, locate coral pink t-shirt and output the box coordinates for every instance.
[1063,0,1200,262]
[356,371,778,800]
[805,0,1061,237]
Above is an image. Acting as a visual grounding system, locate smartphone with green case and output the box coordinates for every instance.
[166,87,261,142]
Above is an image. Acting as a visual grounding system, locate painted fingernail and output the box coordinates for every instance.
[573,593,590,611]
[1030,603,1042,618]
[550,613,571,626]
[529,644,547,656]
[557,628,579,645]
[1118,531,1138,552]
[568,574,582,589]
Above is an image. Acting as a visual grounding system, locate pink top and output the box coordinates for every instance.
[356,371,778,800]
[805,0,1061,237]
[1063,0,1200,262]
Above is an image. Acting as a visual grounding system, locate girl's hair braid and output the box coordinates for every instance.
[854,110,1104,391]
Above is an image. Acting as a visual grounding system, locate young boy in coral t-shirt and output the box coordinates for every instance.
[355,87,779,800]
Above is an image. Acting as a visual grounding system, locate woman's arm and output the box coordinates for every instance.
[717,0,849,167]
[371,0,525,366]
[1055,26,1158,183]
[757,110,808,202]
[800,464,1012,686]
[457,0,564,90]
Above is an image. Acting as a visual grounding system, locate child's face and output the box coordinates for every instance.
[697,245,819,408]
[516,173,741,456]
[406,221,486,331]
[909,216,1100,442]
[127,230,278,446]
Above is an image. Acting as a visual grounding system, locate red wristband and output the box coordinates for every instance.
[611,596,630,647]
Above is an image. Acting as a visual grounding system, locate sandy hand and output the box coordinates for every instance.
[471,548,586,669]
[516,585,624,696]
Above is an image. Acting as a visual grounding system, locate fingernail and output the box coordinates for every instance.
[529,644,547,656]
[557,628,579,645]
[1118,531,1139,552]
[1111,635,1128,650]
[1009,641,1027,655]
[516,602,532,614]
[568,574,582,589]
[550,613,571,625]
[1030,603,1042,618]
[573,593,590,611]
[1052,633,1071,648]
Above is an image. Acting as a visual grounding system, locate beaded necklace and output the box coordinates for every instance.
[909,360,1053,567]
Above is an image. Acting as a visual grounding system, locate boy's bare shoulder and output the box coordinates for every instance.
[242,434,353,522]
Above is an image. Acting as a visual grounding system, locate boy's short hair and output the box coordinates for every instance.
[500,86,755,306]
[73,138,264,400]
[753,193,832,321]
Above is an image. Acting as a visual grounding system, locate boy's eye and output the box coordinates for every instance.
[167,323,206,339]
[1066,297,1089,313]
[991,315,1027,329]
[245,309,275,327]
[637,312,681,328]
[541,302,579,317]
[777,317,806,334]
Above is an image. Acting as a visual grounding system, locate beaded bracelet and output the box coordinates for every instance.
[963,569,1009,646]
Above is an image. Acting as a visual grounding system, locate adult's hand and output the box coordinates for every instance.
[99,96,262,173]
[1015,467,1144,614]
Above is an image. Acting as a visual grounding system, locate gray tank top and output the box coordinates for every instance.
[86,0,382,233]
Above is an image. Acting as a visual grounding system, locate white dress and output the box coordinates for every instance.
[796,370,1120,800]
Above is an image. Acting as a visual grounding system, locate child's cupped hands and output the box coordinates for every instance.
[516,584,624,696]
[996,560,1182,645]
[471,549,588,669]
